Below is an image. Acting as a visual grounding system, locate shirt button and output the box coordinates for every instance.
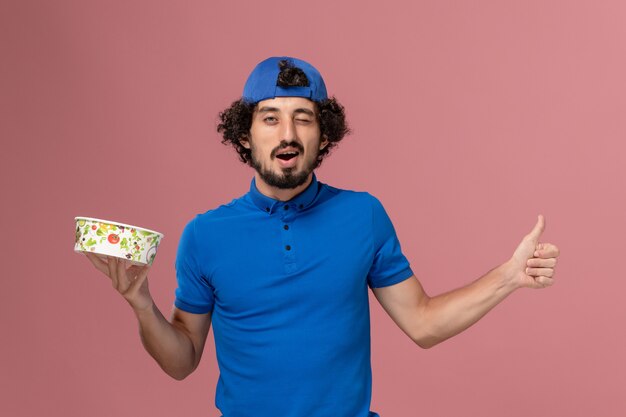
[283,224,289,230]
[284,205,289,210]
[298,204,303,209]
[285,245,291,251]
[265,207,269,212]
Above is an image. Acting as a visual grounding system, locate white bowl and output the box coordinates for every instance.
[74,217,164,266]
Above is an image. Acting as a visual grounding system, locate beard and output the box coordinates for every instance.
[249,140,320,189]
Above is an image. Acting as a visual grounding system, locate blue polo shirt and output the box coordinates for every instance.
[174,173,413,417]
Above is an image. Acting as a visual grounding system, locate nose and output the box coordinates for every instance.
[280,118,297,142]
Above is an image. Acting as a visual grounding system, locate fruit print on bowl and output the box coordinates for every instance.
[74,217,164,266]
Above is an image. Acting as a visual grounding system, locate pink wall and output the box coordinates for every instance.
[2,1,625,416]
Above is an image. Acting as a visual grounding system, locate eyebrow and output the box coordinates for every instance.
[257,106,316,116]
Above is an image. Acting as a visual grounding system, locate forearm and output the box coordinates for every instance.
[134,303,197,380]
[416,261,518,348]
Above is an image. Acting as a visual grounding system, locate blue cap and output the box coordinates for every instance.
[242,56,328,104]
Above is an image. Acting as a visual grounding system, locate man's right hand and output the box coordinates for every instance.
[84,252,211,380]
[85,252,153,312]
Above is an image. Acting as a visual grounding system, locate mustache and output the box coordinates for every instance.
[271,141,304,158]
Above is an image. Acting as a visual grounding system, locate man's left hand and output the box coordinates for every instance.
[508,215,560,289]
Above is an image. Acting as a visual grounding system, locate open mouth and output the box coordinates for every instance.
[276,151,299,161]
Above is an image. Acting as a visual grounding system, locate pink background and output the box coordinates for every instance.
[2,1,625,416]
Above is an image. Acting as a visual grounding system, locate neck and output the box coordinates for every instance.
[254,172,313,202]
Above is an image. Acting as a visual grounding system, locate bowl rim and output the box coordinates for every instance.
[75,216,164,238]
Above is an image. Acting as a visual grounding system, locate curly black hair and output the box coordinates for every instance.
[217,60,350,168]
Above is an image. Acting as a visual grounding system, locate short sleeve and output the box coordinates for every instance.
[366,195,414,289]
[174,217,215,314]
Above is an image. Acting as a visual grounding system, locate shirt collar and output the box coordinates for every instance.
[248,173,320,214]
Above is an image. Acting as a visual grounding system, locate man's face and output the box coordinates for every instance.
[241,97,328,189]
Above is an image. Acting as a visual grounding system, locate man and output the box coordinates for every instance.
[85,56,560,417]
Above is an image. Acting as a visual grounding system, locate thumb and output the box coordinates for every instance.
[129,265,150,291]
[527,214,545,243]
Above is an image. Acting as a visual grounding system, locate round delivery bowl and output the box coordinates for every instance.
[74,217,164,266]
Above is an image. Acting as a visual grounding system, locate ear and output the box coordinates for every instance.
[320,135,329,151]
[239,136,251,150]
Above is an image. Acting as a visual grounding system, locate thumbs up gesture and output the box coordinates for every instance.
[509,215,560,289]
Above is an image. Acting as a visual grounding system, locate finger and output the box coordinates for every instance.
[527,214,545,242]
[126,264,142,279]
[526,257,557,268]
[84,252,110,276]
[117,259,131,293]
[525,267,554,277]
[534,275,554,287]
[535,243,560,258]
[129,266,150,292]
[107,256,119,289]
